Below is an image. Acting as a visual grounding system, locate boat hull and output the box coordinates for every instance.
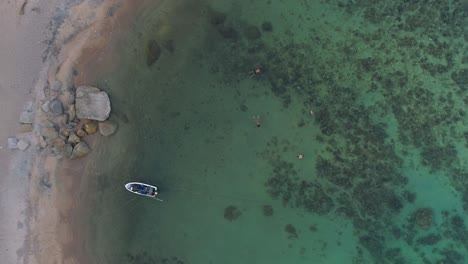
[125,182,159,198]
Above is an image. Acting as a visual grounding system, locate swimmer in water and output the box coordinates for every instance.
[253,115,261,128]
[249,67,263,78]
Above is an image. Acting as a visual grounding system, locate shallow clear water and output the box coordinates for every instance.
[83,0,468,263]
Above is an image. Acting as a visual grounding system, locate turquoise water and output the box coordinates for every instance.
[82,0,468,263]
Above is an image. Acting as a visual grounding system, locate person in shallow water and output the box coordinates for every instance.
[249,67,263,78]
[253,115,261,128]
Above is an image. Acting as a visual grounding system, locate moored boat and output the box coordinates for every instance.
[125,182,162,201]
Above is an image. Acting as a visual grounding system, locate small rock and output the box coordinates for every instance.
[68,104,75,121]
[39,136,47,148]
[62,130,70,137]
[55,143,73,159]
[41,127,58,139]
[17,124,33,133]
[77,129,87,137]
[53,137,66,147]
[17,140,29,151]
[23,101,34,111]
[98,120,117,136]
[75,86,111,121]
[44,120,55,128]
[41,101,50,112]
[7,138,18,150]
[51,80,61,91]
[67,132,81,144]
[71,141,91,159]
[62,144,73,158]
[19,111,34,124]
[84,122,97,134]
[49,99,64,116]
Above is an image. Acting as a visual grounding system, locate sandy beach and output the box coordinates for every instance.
[0,0,146,263]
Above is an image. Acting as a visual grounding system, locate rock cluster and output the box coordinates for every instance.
[8,83,118,160]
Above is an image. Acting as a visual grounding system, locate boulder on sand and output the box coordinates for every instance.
[71,141,91,159]
[75,86,111,121]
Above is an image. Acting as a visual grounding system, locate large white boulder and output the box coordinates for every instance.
[75,86,111,121]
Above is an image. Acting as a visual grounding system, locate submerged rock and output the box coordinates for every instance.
[261,21,273,32]
[146,39,161,66]
[217,25,239,40]
[224,205,241,221]
[209,10,226,26]
[98,120,117,136]
[244,25,261,40]
[75,86,111,121]
[414,208,433,230]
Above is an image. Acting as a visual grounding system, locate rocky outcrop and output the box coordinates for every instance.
[75,86,111,121]
[98,120,117,136]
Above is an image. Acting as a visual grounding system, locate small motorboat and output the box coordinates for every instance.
[125,182,162,201]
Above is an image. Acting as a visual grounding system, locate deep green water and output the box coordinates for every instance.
[82,0,468,263]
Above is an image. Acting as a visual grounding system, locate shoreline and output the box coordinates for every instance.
[0,0,148,263]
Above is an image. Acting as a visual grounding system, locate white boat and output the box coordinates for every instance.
[125,182,162,201]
